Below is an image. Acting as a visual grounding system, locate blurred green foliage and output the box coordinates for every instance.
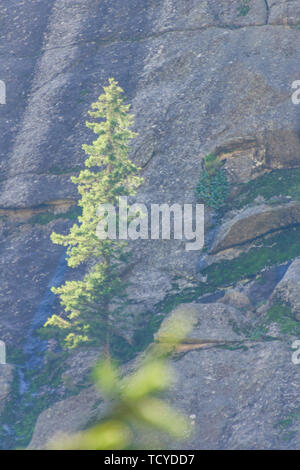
[48,314,193,450]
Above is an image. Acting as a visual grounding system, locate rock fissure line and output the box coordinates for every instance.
[0,19,288,62]
[34,16,295,54]
[264,0,270,25]
[6,20,287,103]
[37,23,270,52]
[172,337,282,354]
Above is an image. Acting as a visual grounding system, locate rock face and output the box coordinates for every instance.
[272,258,300,319]
[27,300,300,450]
[211,202,300,253]
[166,303,300,450]
[269,0,300,25]
[27,386,102,450]
[1,0,300,450]
[0,366,14,415]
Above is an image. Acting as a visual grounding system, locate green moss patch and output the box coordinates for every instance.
[28,206,81,225]
[275,408,300,443]
[238,0,251,16]
[233,168,300,209]
[266,302,300,336]
[204,226,300,288]
[149,225,300,340]
[48,166,81,175]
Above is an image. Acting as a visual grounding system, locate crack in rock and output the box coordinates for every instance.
[264,0,270,24]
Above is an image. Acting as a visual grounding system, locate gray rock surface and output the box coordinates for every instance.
[272,257,300,318]
[169,330,300,449]
[27,385,102,450]
[28,300,300,450]
[269,0,300,25]
[160,301,300,450]
[211,202,300,253]
[0,365,14,415]
[157,303,249,342]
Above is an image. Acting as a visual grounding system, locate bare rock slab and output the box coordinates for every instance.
[211,202,300,253]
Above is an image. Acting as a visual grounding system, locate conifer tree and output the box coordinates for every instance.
[44,79,143,354]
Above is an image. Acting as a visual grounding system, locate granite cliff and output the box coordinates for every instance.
[1,0,300,449]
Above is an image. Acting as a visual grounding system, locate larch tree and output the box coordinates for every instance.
[44,78,143,355]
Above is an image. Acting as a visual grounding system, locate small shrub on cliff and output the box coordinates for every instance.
[238,0,251,17]
[195,153,229,210]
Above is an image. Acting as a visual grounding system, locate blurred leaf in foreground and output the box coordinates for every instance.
[48,312,193,450]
